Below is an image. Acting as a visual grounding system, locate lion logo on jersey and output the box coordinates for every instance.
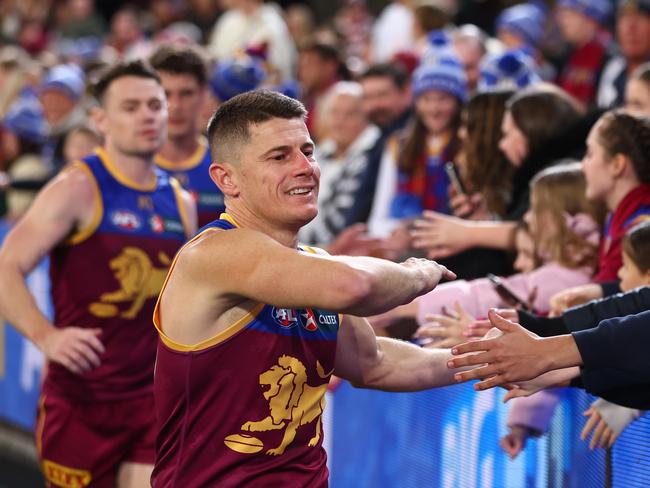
[88,247,171,319]
[231,355,333,456]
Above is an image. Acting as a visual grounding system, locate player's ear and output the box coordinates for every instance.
[89,106,107,136]
[210,162,239,197]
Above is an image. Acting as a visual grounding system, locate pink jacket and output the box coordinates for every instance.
[416,262,594,323]
[507,390,562,434]
[417,212,600,322]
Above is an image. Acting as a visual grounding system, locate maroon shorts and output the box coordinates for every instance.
[35,392,156,488]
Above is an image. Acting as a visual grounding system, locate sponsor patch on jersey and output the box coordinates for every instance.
[110,210,141,231]
[301,309,318,331]
[315,310,338,327]
[150,214,184,234]
[150,214,165,233]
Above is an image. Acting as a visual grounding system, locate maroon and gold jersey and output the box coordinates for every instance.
[44,148,190,401]
[151,214,340,488]
[155,137,224,228]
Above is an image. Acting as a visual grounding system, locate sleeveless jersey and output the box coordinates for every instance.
[151,214,340,488]
[45,148,189,401]
[155,137,224,227]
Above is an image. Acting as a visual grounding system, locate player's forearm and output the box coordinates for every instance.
[336,257,436,316]
[0,264,55,348]
[356,338,457,391]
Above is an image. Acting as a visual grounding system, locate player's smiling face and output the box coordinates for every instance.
[237,117,320,229]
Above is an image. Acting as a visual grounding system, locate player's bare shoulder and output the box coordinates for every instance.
[174,226,276,286]
[24,162,97,227]
[50,162,97,206]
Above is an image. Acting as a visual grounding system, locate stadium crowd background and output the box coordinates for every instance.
[1,0,650,486]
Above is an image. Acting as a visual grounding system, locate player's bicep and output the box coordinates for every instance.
[180,229,362,310]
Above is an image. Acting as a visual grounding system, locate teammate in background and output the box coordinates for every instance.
[0,60,197,487]
[152,90,463,487]
[150,44,225,227]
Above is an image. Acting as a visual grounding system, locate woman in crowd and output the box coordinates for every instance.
[410,84,587,258]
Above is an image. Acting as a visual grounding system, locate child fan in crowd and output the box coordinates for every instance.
[368,163,601,345]
[368,55,466,238]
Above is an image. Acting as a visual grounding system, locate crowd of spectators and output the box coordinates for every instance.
[1,0,650,463]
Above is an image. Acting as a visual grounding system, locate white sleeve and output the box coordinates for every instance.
[367,144,400,238]
[592,398,644,437]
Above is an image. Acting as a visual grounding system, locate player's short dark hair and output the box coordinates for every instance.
[207,89,307,163]
[91,59,161,105]
[149,43,208,86]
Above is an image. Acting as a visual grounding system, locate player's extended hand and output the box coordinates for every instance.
[401,257,457,294]
[548,283,603,317]
[40,327,105,374]
[410,211,473,259]
[500,425,533,459]
[447,309,546,390]
[415,302,474,349]
[581,407,616,450]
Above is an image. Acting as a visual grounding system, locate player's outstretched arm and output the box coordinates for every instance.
[0,166,105,374]
[334,314,459,391]
[177,227,456,317]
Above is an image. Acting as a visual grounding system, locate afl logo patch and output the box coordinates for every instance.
[272,307,299,328]
[111,210,141,231]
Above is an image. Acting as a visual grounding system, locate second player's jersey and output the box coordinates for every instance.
[45,148,189,401]
[155,137,224,227]
[151,214,339,488]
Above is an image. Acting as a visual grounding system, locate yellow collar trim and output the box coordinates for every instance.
[96,147,157,192]
[155,136,208,171]
[219,212,239,228]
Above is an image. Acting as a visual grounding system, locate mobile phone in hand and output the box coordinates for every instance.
[445,162,467,195]
[486,273,531,311]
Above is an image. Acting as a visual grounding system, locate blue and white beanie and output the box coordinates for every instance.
[270,79,301,100]
[412,56,468,102]
[3,88,49,144]
[41,64,85,101]
[420,29,457,66]
[478,49,542,92]
[496,3,546,47]
[209,57,266,102]
[557,0,613,24]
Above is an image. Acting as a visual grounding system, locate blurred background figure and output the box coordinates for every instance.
[61,123,101,164]
[345,62,412,228]
[554,0,612,108]
[598,0,650,109]
[452,24,487,94]
[207,0,296,82]
[371,0,415,63]
[299,80,380,252]
[297,40,347,140]
[38,63,86,172]
[201,54,266,132]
